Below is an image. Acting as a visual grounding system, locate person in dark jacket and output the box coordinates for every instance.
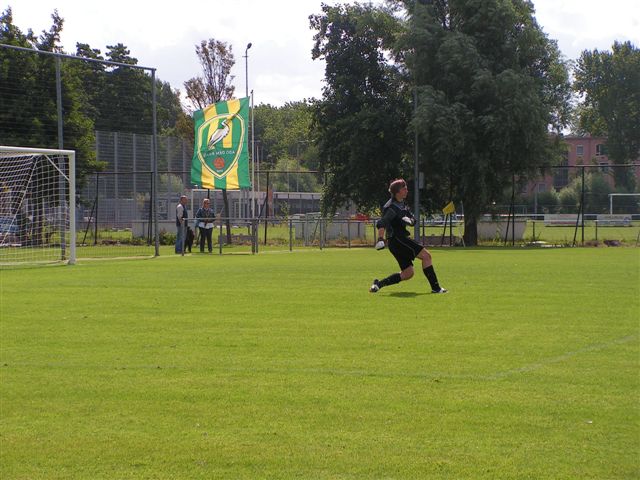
[195,198,215,253]
[370,178,447,294]
[175,195,188,254]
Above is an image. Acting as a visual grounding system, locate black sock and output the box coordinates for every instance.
[423,266,440,291]
[379,273,401,288]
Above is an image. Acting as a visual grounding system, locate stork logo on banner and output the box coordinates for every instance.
[191,97,250,190]
[195,109,245,179]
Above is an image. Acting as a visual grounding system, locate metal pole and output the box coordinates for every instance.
[264,171,270,245]
[243,43,252,221]
[55,57,63,149]
[512,175,515,246]
[289,218,293,252]
[94,173,99,245]
[151,69,160,256]
[68,151,76,264]
[411,0,435,241]
[219,219,223,255]
[581,165,585,245]
[55,57,66,258]
[251,90,255,218]
[0,43,153,71]
[413,87,420,241]
[244,43,252,98]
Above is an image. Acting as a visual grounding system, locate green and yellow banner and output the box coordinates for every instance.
[191,97,251,190]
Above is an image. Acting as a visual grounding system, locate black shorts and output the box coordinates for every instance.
[388,235,424,270]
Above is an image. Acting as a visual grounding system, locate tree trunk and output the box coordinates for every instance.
[463,215,478,246]
[222,189,232,244]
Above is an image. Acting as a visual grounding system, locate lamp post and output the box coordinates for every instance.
[244,42,252,218]
[412,0,432,241]
[244,42,252,98]
[413,88,419,241]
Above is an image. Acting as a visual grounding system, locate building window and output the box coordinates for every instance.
[596,143,608,156]
[554,157,569,189]
[599,162,609,174]
[576,145,584,156]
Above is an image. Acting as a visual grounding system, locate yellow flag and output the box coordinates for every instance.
[442,201,455,215]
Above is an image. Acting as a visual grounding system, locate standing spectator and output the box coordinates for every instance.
[195,198,215,253]
[175,195,188,254]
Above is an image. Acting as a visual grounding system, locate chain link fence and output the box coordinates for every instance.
[2,44,638,257]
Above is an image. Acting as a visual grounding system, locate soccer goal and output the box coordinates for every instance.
[0,146,75,266]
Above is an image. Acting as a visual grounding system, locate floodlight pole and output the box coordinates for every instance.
[244,42,253,219]
[413,87,420,241]
[244,42,252,98]
[413,0,433,241]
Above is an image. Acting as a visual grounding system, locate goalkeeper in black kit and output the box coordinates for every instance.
[370,178,447,294]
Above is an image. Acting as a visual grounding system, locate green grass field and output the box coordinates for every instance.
[1,248,639,479]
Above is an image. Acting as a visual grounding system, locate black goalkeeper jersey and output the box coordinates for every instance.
[376,199,414,238]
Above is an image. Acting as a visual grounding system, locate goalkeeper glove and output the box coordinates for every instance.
[375,238,386,250]
[401,216,415,226]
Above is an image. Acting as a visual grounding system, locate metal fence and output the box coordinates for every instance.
[2,44,638,256]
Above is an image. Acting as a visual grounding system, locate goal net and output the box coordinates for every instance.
[0,146,76,266]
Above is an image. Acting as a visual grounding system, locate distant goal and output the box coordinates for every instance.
[0,146,76,266]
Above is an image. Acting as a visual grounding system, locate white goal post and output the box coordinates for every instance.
[609,193,640,214]
[0,146,76,266]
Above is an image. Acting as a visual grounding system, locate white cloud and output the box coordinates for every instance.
[532,0,640,59]
[7,0,640,106]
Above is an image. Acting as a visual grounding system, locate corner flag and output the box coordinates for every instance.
[191,97,251,190]
[442,201,456,215]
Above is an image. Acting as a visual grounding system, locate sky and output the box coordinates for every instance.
[7,0,640,106]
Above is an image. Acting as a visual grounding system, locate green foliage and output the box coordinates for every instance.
[158,229,176,245]
[183,38,235,111]
[253,101,318,171]
[310,3,409,214]
[558,185,579,213]
[266,155,321,192]
[0,9,185,184]
[587,173,615,213]
[557,171,614,214]
[158,172,185,193]
[521,189,559,214]
[574,41,640,190]
[404,0,572,244]
[0,8,101,184]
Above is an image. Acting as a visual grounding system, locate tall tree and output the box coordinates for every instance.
[310,3,409,214]
[184,38,236,241]
[253,101,318,170]
[403,0,572,245]
[0,8,100,183]
[0,7,40,146]
[184,39,235,111]
[574,41,640,191]
[95,43,155,134]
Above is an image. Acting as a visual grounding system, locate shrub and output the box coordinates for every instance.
[159,230,176,245]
